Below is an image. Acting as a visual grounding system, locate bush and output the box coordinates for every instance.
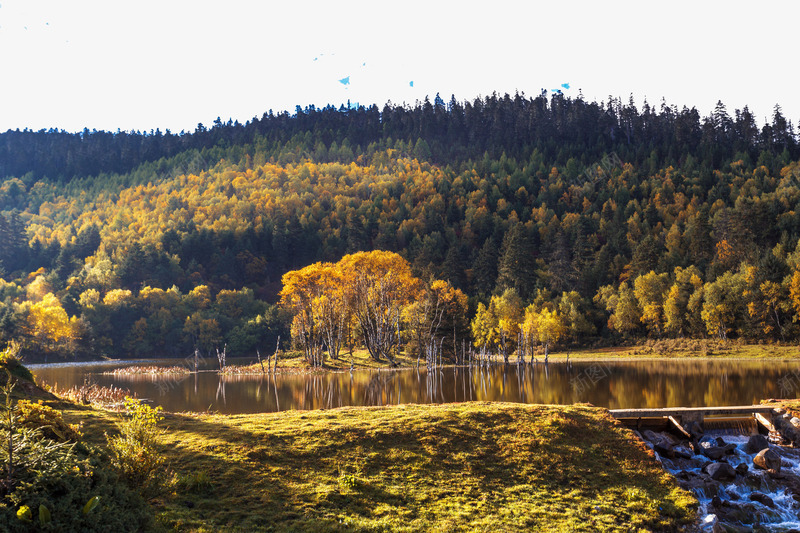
[106,397,169,498]
[0,343,34,384]
[16,400,81,442]
[0,379,153,532]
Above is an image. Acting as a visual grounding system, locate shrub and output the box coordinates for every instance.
[0,378,153,532]
[0,343,34,384]
[16,400,81,442]
[106,397,169,497]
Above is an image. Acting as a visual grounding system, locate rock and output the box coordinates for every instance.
[748,491,775,508]
[744,434,770,454]
[703,446,728,461]
[790,416,800,428]
[711,500,760,527]
[735,463,748,475]
[699,436,717,448]
[701,513,723,533]
[722,443,737,455]
[754,448,781,473]
[779,471,800,497]
[673,445,694,459]
[684,420,703,440]
[680,471,719,497]
[642,430,659,442]
[715,437,727,447]
[704,462,737,481]
[783,424,800,443]
[653,438,675,458]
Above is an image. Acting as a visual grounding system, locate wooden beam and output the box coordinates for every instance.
[755,412,776,433]
[668,416,692,439]
[609,405,775,419]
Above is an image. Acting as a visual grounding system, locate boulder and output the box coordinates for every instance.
[710,500,760,527]
[699,436,717,448]
[722,443,737,455]
[754,448,781,473]
[735,463,748,476]
[748,491,775,508]
[653,438,675,458]
[642,430,660,443]
[744,434,770,454]
[704,462,736,481]
[702,446,728,461]
[673,445,694,459]
[680,471,719,497]
[684,420,703,440]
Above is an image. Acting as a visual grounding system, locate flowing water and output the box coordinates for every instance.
[657,432,800,531]
[27,357,800,414]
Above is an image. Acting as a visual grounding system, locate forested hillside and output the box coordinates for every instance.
[1,91,799,360]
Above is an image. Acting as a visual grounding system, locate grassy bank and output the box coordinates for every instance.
[221,340,800,376]
[62,402,696,532]
[223,348,418,374]
[545,339,800,361]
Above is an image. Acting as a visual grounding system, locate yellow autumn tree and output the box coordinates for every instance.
[402,279,466,365]
[25,293,75,353]
[633,271,670,335]
[469,288,522,364]
[279,262,332,367]
[521,306,566,362]
[339,251,421,366]
[789,270,800,323]
[663,266,703,336]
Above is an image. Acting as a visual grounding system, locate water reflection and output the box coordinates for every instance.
[28,359,800,414]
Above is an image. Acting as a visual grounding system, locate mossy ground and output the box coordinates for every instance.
[63,401,696,532]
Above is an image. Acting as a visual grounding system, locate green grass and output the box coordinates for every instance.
[544,340,800,361]
[62,402,696,532]
[224,348,419,374]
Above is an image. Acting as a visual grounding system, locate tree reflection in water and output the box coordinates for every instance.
[28,358,800,414]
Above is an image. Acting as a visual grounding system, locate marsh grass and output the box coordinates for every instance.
[48,382,133,410]
[63,402,695,532]
[106,366,192,376]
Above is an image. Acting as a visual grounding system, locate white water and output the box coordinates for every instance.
[661,432,800,531]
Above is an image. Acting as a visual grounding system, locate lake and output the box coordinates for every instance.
[27,358,800,414]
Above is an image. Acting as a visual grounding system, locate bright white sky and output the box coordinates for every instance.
[0,0,797,134]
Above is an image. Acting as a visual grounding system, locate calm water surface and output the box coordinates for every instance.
[27,358,800,414]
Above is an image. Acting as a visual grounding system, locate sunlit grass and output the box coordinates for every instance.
[223,348,419,374]
[546,340,800,361]
[63,402,696,532]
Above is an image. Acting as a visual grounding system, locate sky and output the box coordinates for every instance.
[0,0,797,134]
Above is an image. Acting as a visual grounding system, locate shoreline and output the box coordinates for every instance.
[25,343,800,372]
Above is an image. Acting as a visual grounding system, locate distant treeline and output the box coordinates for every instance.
[1,92,797,183]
